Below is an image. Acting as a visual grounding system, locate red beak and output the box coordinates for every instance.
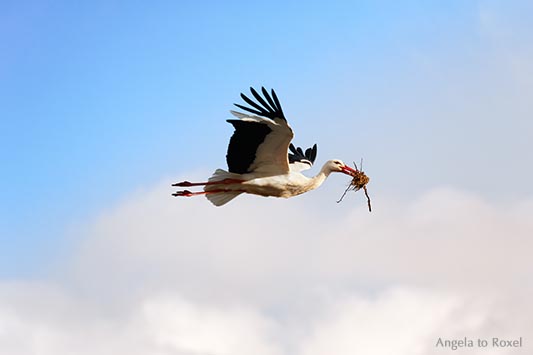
[341,165,357,176]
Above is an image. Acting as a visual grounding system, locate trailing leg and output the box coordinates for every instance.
[172,178,244,187]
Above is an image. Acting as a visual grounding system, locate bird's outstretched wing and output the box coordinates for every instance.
[226,87,293,175]
[289,143,317,172]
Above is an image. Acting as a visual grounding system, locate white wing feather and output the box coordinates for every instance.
[289,161,313,173]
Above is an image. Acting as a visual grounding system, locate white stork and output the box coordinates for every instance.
[172,87,358,206]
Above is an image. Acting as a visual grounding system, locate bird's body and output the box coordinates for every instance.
[172,87,358,206]
[206,163,331,197]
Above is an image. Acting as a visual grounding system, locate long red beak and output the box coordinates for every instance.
[341,165,358,176]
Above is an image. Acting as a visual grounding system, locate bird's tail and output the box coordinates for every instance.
[206,191,242,206]
[207,169,238,183]
[205,169,243,206]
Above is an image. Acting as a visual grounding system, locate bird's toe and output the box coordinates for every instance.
[172,190,193,197]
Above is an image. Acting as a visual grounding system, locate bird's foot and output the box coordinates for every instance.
[172,181,197,187]
[172,178,244,187]
[172,189,194,197]
[172,189,212,197]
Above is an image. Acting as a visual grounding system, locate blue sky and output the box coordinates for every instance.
[1,1,533,354]
[1,1,532,275]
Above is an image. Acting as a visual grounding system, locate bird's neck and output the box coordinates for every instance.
[307,164,332,189]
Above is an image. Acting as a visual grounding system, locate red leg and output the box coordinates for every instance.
[172,189,244,197]
[172,181,208,187]
[172,178,244,187]
[172,189,206,197]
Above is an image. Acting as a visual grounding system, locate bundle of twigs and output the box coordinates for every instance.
[337,161,372,212]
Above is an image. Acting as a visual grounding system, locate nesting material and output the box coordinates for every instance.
[337,161,372,212]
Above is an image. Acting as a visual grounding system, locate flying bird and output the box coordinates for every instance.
[172,87,358,206]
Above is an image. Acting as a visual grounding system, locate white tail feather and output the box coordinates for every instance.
[205,169,243,206]
[206,191,242,206]
[207,168,241,182]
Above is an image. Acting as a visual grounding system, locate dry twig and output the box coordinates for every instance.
[337,160,372,212]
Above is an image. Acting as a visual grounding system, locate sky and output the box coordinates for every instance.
[1,0,533,354]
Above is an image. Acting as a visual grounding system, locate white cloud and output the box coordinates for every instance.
[301,288,468,355]
[63,182,533,303]
[300,286,532,355]
[1,282,530,355]
[141,295,281,355]
[0,282,281,355]
[1,181,532,354]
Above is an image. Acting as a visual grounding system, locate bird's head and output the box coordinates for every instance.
[325,159,358,176]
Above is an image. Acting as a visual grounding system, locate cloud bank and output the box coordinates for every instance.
[1,180,531,354]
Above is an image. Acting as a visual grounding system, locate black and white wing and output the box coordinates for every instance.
[226,87,294,175]
[288,143,317,172]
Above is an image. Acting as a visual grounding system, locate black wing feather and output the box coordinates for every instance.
[250,87,275,113]
[262,87,278,113]
[310,144,317,162]
[289,143,298,155]
[305,147,312,158]
[271,89,285,118]
[226,120,272,174]
[288,143,318,165]
[233,103,264,117]
[233,87,286,121]
[240,93,268,114]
